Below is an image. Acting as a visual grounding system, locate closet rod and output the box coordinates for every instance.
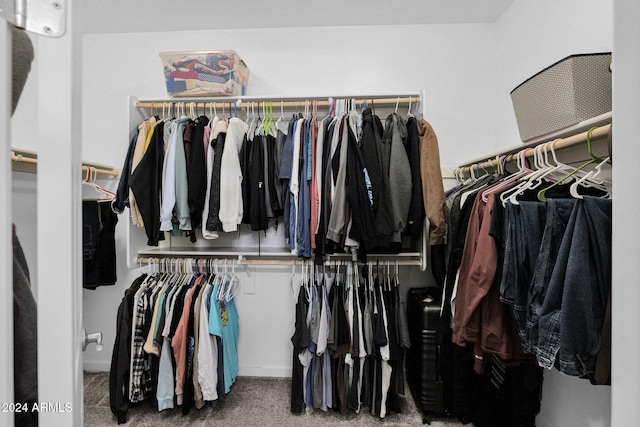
[136,256,422,267]
[135,95,419,110]
[11,149,120,178]
[455,124,611,176]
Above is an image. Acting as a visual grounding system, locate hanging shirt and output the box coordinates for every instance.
[289,118,305,252]
[129,117,156,227]
[327,116,350,244]
[198,283,219,402]
[296,119,312,258]
[219,117,249,232]
[203,118,226,238]
[160,117,190,232]
[174,117,193,232]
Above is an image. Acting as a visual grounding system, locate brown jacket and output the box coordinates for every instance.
[417,119,447,245]
[451,192,524,373]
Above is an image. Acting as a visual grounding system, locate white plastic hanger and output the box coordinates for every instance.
[538,127,604,202]
[569,156,611,199]
[501,144,562,206]
[407,97,414,119]
[83,166,116,201]
[225,259,240,301]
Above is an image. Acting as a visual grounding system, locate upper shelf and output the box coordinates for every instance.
[457,112,612,169]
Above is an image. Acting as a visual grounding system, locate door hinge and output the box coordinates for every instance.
[0,0,65,37]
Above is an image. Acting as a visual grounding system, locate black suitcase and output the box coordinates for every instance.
[406,287,446,424]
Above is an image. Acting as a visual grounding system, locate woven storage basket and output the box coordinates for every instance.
[510,53,611,142]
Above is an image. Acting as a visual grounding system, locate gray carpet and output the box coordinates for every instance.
[84,371,467,426]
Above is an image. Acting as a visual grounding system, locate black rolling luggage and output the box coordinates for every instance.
[406,287,446,424]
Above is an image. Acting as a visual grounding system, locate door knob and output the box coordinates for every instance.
[82,328,103,351]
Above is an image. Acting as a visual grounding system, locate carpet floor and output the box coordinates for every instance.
[84,371,467,426]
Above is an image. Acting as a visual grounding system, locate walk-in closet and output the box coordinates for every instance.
[3,0,637,426]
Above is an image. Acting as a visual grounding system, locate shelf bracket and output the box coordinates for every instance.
[0,0,66,37]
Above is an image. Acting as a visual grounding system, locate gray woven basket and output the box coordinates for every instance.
[510,53,612,142]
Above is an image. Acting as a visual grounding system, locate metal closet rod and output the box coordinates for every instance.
[455,124,612,177]
[11,148,120,178]
[136,255,422,267]
[135,95,420,110]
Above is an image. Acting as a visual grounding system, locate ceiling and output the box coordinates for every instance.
[79,0,515,34]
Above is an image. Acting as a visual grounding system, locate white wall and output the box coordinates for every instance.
[81,24,496,169]
[494,0,614,149]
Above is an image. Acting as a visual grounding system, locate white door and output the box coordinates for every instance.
[0,17,16,427]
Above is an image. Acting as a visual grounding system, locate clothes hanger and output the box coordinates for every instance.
[218,259,229,301]
[83,166,116,201]
[290,260,298,302]
[502,145,561,206]
[275,100,289,134]
[407,97,414,119]
[394,261,400,287]
[480,148,534,203]
[303,261,312,303]
[247,102,257,137]
[210,258,221,287]
[225,259,240,301]
[265,101,277,136]
[569,156,611,199]
[255,102,265,136]
[538,127,604,202]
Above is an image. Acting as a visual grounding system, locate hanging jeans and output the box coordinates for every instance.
[536,197,612,379]
[499,200,546,351]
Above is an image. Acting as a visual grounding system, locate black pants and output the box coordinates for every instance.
[83,200,118,289]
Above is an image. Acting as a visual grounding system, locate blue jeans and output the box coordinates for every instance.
[526,198,576,356]
[499,200,546,353]
[536,197,611,378]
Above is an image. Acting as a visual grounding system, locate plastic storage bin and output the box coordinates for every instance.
[510,52,611,142]
[160,50,250,97]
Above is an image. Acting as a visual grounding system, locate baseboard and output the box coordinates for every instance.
[83,360,111,372]
[237,365,291,378]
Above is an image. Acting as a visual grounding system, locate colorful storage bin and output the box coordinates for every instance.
[160,50,250,97]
